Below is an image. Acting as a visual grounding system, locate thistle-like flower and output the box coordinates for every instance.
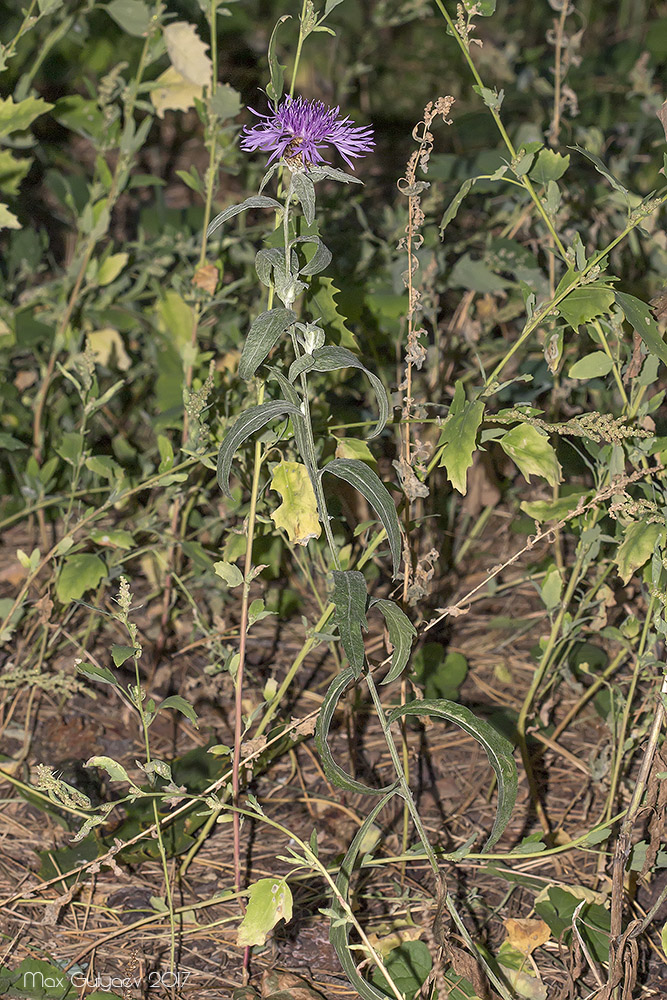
[240,96,374,169]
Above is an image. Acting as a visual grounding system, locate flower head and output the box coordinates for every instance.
[240,96,374,170]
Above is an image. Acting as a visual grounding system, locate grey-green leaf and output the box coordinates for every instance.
[206,196,282,240]
[266,16,290,105]
[238,308,297,380]
[291,171,316,225]
[291,235,332,276]
[322,459,402,576]
[217,400,302,496]
[388,699,517,850]
[266,368,311,469]
[158,695,199,729]
[371,598,416,685]
[615,290,667,368]
[569,145,630,198]
[331,570,368,678]
[305,346,389,439]
[289,354,316,382]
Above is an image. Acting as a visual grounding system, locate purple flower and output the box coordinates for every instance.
[240,96,374,169]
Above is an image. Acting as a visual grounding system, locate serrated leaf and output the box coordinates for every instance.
[151,66,204,120]
[293,345,388,438]
[322,459,401,576]
[305,275,357,349]
[85,755,131,784]
[159,694,199,728]
[331,570,368,677]
[372,598,416,685]
[0,96,53,140]
[56,554,106,604]
[163,21,212,87]
[237,877,292,946]
[105,0,151,36]
[615,521,663,584]
[569,144,630,197]
[207,196,282,240]
[529,149,569,185]
[217,400,302,496]
[291,171,316,225]
[238,308,296,380]
[615,290,667,368]
[568,351,613,379]
[270,460,321,545]
[437,381,485,495]
[499,423,561,486]
[556,283,615,331]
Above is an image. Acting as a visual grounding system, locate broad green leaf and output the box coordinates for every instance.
[615,290,667,368]
[291,171,316,225]
[266,16,290,105]
[535,886,610,963]
[105,0,151,36]
[294,345,388,438]
[292,234,332,275]
[0,96,53,139]
[450,254,508,293]
[270,460,321,545]
[0,957,78,998]
[568,351,613,379]
[529,149,569,184]
[372,598,416,685]
[315,668,396,796]
[238,308,296,380]
[499,423,561,487]
[371,940,432,998]
[56,554,106,604]
[412,645,468,701]
[111,644,136,667]
[159,694,199,728]
[208,84,242,121]
[75,661,119,687]
[217,400,302,496]
[569,145,630,197]
[214,560,244,587]
[389,699,517,850]
[237,877,292,947]
[331,570,368,677]
[324,0,346,12]
[556,284,615,331]
[437,381,485,495]
[520,490,589,521]
[305,275,357,349]
[614,521,663,584]
[540,565,563,610]
[85,755,131,784]
[206,196,282,240]
[0,150,31,196]
[335,436,376,465]
[322,459,402,576]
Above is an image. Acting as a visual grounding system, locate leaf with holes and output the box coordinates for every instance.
[237,877,293,947]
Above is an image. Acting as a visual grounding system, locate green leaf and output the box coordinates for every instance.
[315,668,396,796]
[266,16,290,106]
[217,400,302,497]
[76,661,119,687]
[111,644,136,667]
[291,171,316,225]
[540,564,563,610]
[97,251,128,286]
[372,598,417,685]
[412,645,468,701]
[266,367,311,465]
[568,351,614,379]
[331,570,368,678]
[615,290,667,368]
[321,459,402,577]
[208,84,242,121]
[0,96,53,139]
[159,694,199,728]
[293,234,332,276]
[85,755,131,784]
[305,276,357,349]
[529,149,569,184]
[237,877,292,946]
[440,177,475,235]
[389,699,517,850]
[569,145,630,197]
[214,560,244,587]
[206,195,282,240]
[450,253,508,293]
[520,490,589,522]
[556,283,615,331]
[535,886,610,963]
[295,345,389,439]
[238,308,296,380]
[56,554,106,604]
[614,521,663,584]
[0,957,77,998]
[371,940,432,998]
[0,149,31,196]
[270,460,321,545]
[437,381,485,495]
[499,423,562,486]
[105,0,151,36]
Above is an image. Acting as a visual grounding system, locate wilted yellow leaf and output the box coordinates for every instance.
[503,917,550,955]
[151,66,203,119]
[367,925,423,958]
[87,327,131,371]
[270,461,321,546]
[163,21,212,87]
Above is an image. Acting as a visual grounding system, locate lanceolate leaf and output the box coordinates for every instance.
[238,308,296,380]
[206,195,282,240]
[266,16,289,106]
[331,570,368,678]
[569,145,630,197]
[291,235,332,275]
[289,354,316,381]
[266,368,310,468]
[291,171,316,225]
[388,699,517,850]
[322,459,402,576]
[615,290,667,368]
[371,598,417,685]
[437,380,485,495]
[305,346,389,438]
[315,667,396,795]
[217,400,302,496]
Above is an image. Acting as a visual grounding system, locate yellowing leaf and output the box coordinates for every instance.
[155,289,194,355]
[270,461,321,546]
[151,66,204,119]
[614,521,663,584]
[499,422,561,487]
[97,251,128,286]
[368,926,423,959]
[163,21,212,87]
[504,917,551,955]
[0,202,20,231]
[87,327,131,370]
[237,877,292,947]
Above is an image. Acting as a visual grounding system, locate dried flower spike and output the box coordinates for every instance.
[240,96,374,169]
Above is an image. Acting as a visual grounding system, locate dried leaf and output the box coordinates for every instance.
[192,263,218,295]
[504,917,551,955]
